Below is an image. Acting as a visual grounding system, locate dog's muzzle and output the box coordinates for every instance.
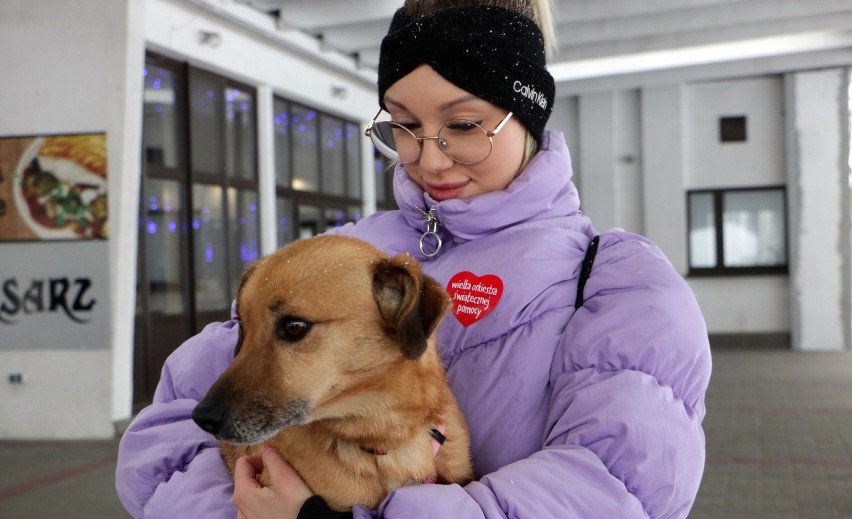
[192,399,230,436]
[192,395,310,444]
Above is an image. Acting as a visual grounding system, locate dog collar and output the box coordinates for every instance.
[421,425,446,484]
[360,426,446,457]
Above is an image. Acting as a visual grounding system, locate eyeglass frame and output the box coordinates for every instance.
[364,109,514,165]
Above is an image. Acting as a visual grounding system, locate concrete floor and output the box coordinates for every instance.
[692,349,852,518]
[1,348,851,518]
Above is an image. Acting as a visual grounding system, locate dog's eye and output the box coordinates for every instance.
[276,317,311,341]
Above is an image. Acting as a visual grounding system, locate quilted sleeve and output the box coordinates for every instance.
[115,319,239,518]
[548,233,712,517]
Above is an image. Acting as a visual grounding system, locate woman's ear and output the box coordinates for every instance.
[372,253,451,359]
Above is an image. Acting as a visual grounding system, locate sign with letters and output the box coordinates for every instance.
[0,228,109,350]
[0,133,109,350]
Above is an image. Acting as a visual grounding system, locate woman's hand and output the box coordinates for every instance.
[233,446,314,519]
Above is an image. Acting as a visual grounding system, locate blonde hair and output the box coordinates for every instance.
[519,131,537,172]
[402,0,557,56]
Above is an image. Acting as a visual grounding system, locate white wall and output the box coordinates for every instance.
[551,70,851,346]
[688,276,790,333]
[684,77,786,188]
[681,76,792,335]
[640,85,689,272]
[575,90,644,235]
[549,97,580,191]
[562,81,791,334]
[1,352,114,438]
[577,93,617,231]
[0,0,143,439]
[787,68,850,351]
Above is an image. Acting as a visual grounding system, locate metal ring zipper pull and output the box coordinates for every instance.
[419,230,442,257]
[417,208,443,257]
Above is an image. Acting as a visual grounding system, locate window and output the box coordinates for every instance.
[290,103,319,191]
[136,53,197,406]
[719,115,747,143]
[136,54,371,406]
[272,96,362,246]
[189,68,260,319]
[140,58,190,317]
[142,63,182,168]
[142,178,189,315]
[687,186,787,275]
[192,184,228,311]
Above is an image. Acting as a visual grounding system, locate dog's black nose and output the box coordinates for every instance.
[192,400,227,435]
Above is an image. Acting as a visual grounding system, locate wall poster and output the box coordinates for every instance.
[0,133,110,350]
[0,133,108,241]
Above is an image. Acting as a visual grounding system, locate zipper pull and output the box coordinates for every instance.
[419,209,443,257]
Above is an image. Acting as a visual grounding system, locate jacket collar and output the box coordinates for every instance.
[394,129,581,245]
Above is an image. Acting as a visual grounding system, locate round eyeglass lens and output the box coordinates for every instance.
[438,121,492,164]
[370,120,494,164]
[369,122,400,161]
[389,124,422,164]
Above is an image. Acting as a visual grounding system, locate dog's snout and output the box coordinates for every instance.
[192,399,228,435]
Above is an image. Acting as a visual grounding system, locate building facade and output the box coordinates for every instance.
[0,0,849,439]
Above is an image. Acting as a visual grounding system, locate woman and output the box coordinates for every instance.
[116,1,712,518]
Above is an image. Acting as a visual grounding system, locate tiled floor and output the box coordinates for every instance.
[690,350,852,519]
[0,439,124,517]
[1,349,851,518]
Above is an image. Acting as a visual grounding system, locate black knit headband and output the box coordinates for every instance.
[377,5,555,144]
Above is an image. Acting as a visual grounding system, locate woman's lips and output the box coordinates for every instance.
[426,181,469,201]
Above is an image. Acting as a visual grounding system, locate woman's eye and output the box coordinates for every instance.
[394,121,420,131]
[445,120,480,132]
[276,317,311,341]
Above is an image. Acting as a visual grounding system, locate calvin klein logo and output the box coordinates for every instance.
[513,80,548,109]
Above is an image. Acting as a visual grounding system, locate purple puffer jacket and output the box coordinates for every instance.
[116,129,711,518]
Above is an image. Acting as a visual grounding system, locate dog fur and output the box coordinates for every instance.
[192,235,473,510]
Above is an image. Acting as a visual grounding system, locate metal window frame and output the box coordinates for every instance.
[686,185,789,277]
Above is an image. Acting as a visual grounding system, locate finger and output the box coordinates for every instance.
[242,454,266,473]
[262,445,314,500]
[260,445,296,482]
[233,455,264,490]
[262,446,305,487]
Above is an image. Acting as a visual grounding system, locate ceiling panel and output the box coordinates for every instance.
[236,0,852,85]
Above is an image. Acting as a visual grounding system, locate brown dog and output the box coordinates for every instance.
[192,235,473,510]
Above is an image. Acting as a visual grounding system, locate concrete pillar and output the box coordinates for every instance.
[786,68,850,351]
[578,91,644,236]
[641,85,688,273]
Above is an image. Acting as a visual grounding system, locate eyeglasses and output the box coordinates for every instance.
[364,109,514,165]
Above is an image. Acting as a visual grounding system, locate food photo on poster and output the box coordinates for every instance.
[0,133,108,241]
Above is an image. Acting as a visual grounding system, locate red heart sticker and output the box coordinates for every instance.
[446,272,503,327]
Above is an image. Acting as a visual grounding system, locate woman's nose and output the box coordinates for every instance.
[417,136,454,173]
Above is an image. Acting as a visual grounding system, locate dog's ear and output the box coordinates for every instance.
[372,254,450,360]
[233,259,260,357]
